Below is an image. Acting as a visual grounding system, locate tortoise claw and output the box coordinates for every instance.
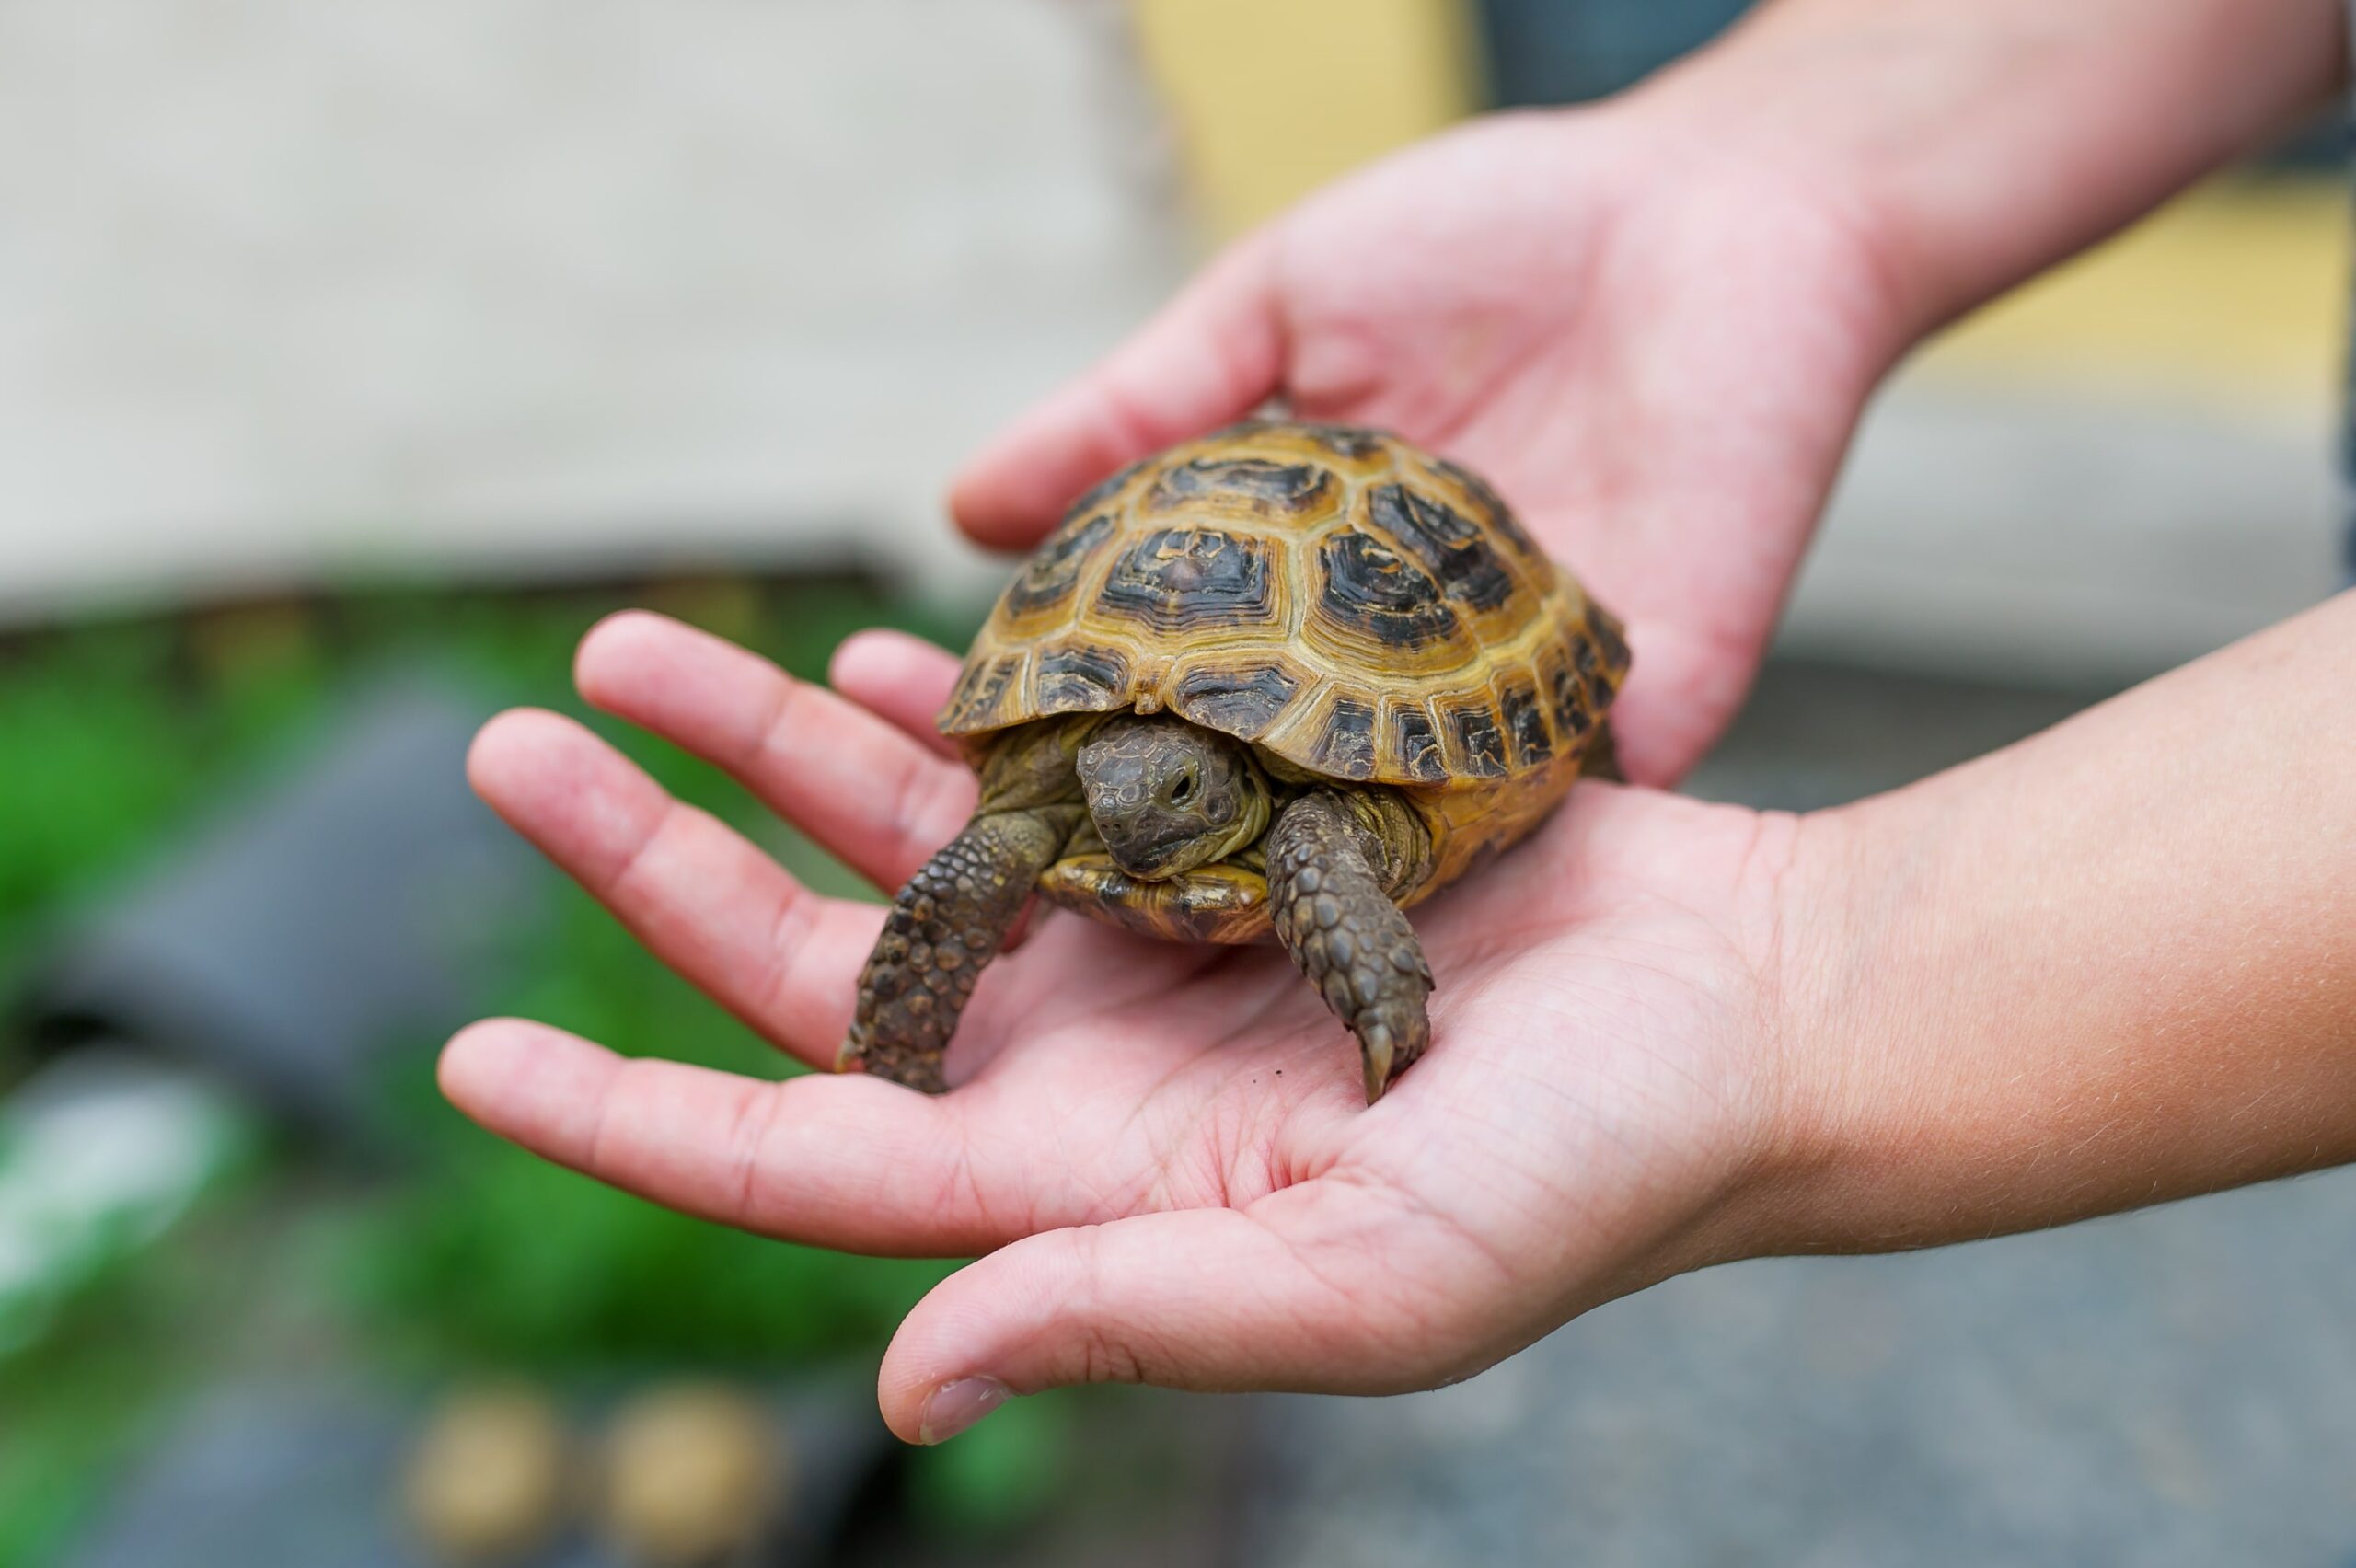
[1359,1022,1395,1105]
[1268,790,1435,1106]
[845,802,1076,1097]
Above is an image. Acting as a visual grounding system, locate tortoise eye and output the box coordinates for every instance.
[1169,769,1198,805]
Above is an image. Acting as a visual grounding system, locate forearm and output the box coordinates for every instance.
[1637,0,2346,336]
[1777,593,2356,1250]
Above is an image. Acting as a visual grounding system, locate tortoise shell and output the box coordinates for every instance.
[941,420,1628,917]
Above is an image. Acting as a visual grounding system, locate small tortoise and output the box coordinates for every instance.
[840,421,1629,1102]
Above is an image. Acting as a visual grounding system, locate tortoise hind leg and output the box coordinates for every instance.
[840,803,1081,1091]
[1266,790,1435,1103]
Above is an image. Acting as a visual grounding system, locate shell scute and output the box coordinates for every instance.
[1145,456,1336,519]
[1500,677,1553,767]
[1307,696,1380,782]
[941,421,1627,822]
[1444,701,1510,779]
[1366,482,1519,612]
[1003,511,1115,624]
[1092,526,1282,635]
[1170,661,1301,739]
[1424,454,1543,561]
[1310,527,1465,657]
[1390,704,1449,783]
[1034,644,1130,712]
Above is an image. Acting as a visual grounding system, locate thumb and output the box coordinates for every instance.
[948,231,1284,551]
[876,1191,1464,1444]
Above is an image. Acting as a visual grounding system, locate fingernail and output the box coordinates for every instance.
[918,1376,1010,1444]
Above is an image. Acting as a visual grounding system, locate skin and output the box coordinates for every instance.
[441,0,2356,1445]
[849,709,1438,1101]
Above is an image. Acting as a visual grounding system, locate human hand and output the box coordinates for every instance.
[949,104,1909,784]
[439,611,1816,1443]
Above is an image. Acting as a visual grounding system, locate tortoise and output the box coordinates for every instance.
[839,420,1629,1102]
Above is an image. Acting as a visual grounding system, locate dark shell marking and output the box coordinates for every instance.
[1428,455,1542,559]
[1172,662,1301,737]
[1588,605,1631,676]
[1036,644,1130,711]
[1390,706,1448,782]
[1500,677,1552,766]
[1301,424,1391,460]
[946,652,1023,731]
[1308,696,1379,781]
[1146,457,1334,516]
[1094,528,1277,632]
[1448,702,1509,778]
[1539,641,1595,739]
[1005,512,1114,619]
[1368,483,1515,611]
[1313,529,1461,650]
[1573,630,1611,688]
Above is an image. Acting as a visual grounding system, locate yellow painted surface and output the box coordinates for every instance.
[1131,0,1481,236]
[1921,176,2348,412]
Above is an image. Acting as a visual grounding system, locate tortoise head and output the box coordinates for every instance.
[1076,712,1269,880]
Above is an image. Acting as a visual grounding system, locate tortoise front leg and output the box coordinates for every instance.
[1266,790,1435,1103]
[840,803,1082,1091]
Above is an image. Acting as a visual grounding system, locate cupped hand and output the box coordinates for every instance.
[440,611,1819,1443]
[953,105,1906,783]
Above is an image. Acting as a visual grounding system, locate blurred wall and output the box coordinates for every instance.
[1800,179,2346,685]
[0,0,1185,620]
[1132,0,1481,236]
[1479,0,1752,107]
[4,0,2341,688]
[1135,0,2347,686]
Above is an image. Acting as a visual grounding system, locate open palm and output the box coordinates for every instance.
[441,612,1805,1442]
[950,108,1905,785]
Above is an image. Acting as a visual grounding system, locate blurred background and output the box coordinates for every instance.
[2,2,2349,1565]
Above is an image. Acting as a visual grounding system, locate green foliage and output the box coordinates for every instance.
[335,1128,952,1374]
[334,884,954,1373]
[905,1391,1077,1539]
[0,627,198,929]
[0,1356,145,1568]
[0,1203,245,1568]
[0,577,991,1563]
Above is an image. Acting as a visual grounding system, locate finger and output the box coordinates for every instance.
[949,232,1284,550]
[1596,625,1721,790]
[827,628,965,760]
[876,1182,1484,1443]
[573,611,975,894]
[825,625,1052,950]
[439,1018,1001,1254]
[468,707,878,1066]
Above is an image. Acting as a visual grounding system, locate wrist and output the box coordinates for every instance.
[1616,12,1973,340]
[1737,792,1956,1258]
[1596,40,1931,357]
[1622,0,2346,340]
